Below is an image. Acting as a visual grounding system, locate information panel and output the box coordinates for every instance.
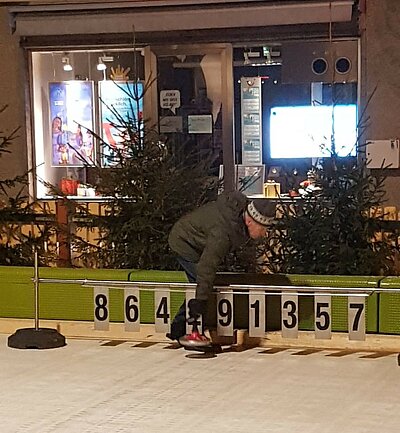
[241,77,262,165]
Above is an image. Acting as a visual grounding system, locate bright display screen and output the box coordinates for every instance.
[269,104,358,158]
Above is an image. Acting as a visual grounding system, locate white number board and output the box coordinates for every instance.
[281,294,298,339]
[314,295,332,340]
[93,287,109,331]
[154,290,170,333]
[249,291,266,337]
[348,296,366,341]
[124,287,140,332]
[217,292,234,336]
[185,290,203,334]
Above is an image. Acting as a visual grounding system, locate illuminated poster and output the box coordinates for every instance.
[99,81,144,166]
[219,164,265,196]
[49,81,94,167]
[241,77,263,165]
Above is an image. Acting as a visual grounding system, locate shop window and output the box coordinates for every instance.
[156,54,223,174]
[31,50,144,199]
[233,42,359,195]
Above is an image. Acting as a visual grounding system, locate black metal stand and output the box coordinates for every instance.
[7,247,67,350]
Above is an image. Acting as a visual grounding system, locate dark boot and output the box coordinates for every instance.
[166,301,186,341]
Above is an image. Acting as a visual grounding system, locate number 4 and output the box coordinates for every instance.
[154,291,170,333]
[156,296,169,324]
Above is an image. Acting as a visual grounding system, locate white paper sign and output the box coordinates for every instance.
[159,116,183,133]
[188,114,213,134]
[160,90,181,114]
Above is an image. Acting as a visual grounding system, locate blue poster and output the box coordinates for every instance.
[99,80,144,166]
[49,81,94,166]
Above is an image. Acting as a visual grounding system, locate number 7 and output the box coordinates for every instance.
[349,302,364,331]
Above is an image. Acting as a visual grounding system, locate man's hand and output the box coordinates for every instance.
[188,299,208,319]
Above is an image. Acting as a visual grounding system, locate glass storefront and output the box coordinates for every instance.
[31,49,145,198]
[30,39,359,200]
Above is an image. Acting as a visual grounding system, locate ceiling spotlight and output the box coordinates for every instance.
[61,56,73,72]
[97,55,114,71]
[97,57,107,71]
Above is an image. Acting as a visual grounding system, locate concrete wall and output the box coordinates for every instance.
[0,8,28,184]
[362,0,400,206]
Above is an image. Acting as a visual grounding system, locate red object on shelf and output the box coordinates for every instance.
[60,178,79,195]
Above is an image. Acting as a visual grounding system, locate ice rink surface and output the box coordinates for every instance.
[1,334,399,433]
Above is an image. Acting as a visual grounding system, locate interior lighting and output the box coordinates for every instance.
[97,55,114,71]
[96,57,107,71]
[62,56,73,72]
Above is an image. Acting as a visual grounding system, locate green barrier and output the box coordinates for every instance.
[378,277,400,334]
[284,275,381,333]
[208,273,381,333]
[0,266,395,335]
[0,266,186,323]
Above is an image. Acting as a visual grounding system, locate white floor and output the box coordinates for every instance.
[1,334,399,433]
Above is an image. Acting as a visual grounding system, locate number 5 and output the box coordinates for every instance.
[314,295,331,340]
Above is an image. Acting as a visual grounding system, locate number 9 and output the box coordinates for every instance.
[218,299,232,327]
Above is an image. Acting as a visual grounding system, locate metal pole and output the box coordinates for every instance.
[34,247,39,330]
[32,278,400,295]
[7,244,66,349]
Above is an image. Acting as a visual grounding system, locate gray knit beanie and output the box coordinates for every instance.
[246,200,276,226]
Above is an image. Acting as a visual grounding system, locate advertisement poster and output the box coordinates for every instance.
[99,80,144,166]
[241,77,263,165]
[219,164,265,196]
[49,81,94,167]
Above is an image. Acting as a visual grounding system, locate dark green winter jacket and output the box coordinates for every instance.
[168,191,250,300]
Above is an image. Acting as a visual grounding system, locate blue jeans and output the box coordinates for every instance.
[176,256,197,283]
[167,256,198,340]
